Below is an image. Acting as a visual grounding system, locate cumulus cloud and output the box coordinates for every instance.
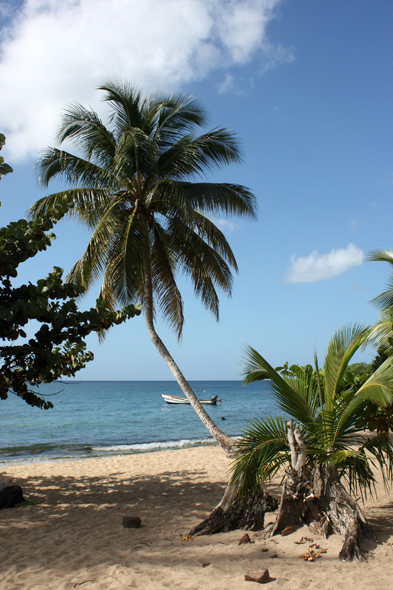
[284,244,364,283]
[218,73,235,94]
[0,0,290,161]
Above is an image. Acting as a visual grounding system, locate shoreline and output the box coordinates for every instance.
[1,446,393,590]
[0,436,220,466]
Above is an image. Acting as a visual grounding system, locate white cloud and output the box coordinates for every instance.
[284,244,364,283]
[0,2,15,19]
[218,73,235,94]
[0,0,288,162]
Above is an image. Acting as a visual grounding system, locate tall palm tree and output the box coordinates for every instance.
[29,81,257,452]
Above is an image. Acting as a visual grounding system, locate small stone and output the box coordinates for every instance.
[238,533,252,545]
[122,516,141,528]
[244,567,270,583]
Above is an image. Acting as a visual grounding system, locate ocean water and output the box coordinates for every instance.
[0,380,277,464]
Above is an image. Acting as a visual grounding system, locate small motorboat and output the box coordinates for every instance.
[162,393,222,405]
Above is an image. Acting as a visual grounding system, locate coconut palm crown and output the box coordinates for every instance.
[29,81,256,339]
[29,81,256,452]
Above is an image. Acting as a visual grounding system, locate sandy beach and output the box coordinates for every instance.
[1,445,393,590]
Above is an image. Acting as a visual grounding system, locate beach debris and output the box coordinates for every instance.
[181,534,194,542]
[238,533,252,545]
[281,525,294,536]
[294,536,314,545]
[299,544,327,561]
[0,485,26,509]
[387,541,393,546]
[202,562,211,568]
[122,516,141,528]
[244,567,270,583]
[269,552,278,558]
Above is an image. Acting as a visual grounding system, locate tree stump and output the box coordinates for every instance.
[269,421,377,561]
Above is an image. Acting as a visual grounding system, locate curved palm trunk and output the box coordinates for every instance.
[143,251,280,537]
[142,257,235,455]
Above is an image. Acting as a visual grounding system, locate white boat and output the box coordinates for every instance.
[162,394,222,405]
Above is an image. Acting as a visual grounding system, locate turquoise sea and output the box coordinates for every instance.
[0,380,277,464]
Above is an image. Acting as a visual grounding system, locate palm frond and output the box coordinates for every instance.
[325,448,377,498]
[367,248,393,265]
[367,309,393,345]
[148,93,206,145]
[156,129,243,180]
[353,356,393,407]
[166,218,235,320]
[241,346,319,431]
[150,220,184,338]
[152,180,256,220]
[55,102,116,167]
[167,208,238,270]
[28,188,113,228]
[66,201,126,291]
[367,249,393,312]
[98,208,146,308]
[34,148,117,189]
[112,126,155,183]
[323,324,369,404]
[230,415,289,497]
[370,277,393,312]
[362,432,393,491]
[99,80,147,138]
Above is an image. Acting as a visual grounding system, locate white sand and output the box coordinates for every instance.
[1,446,392,590]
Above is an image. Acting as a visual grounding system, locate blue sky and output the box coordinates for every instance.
[0,0,392,380]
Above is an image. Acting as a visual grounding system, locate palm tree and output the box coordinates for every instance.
[29,81,257,453]
[232,324,393,560]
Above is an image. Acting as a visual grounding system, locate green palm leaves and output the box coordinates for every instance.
[232,325,393,499]
[368,249,393,312]
[367,249,393,357]
[29,81,256,338]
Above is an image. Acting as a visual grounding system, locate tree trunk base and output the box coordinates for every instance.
[189,484,278,536]
[190,465,376,561]
[271,465,377,561]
